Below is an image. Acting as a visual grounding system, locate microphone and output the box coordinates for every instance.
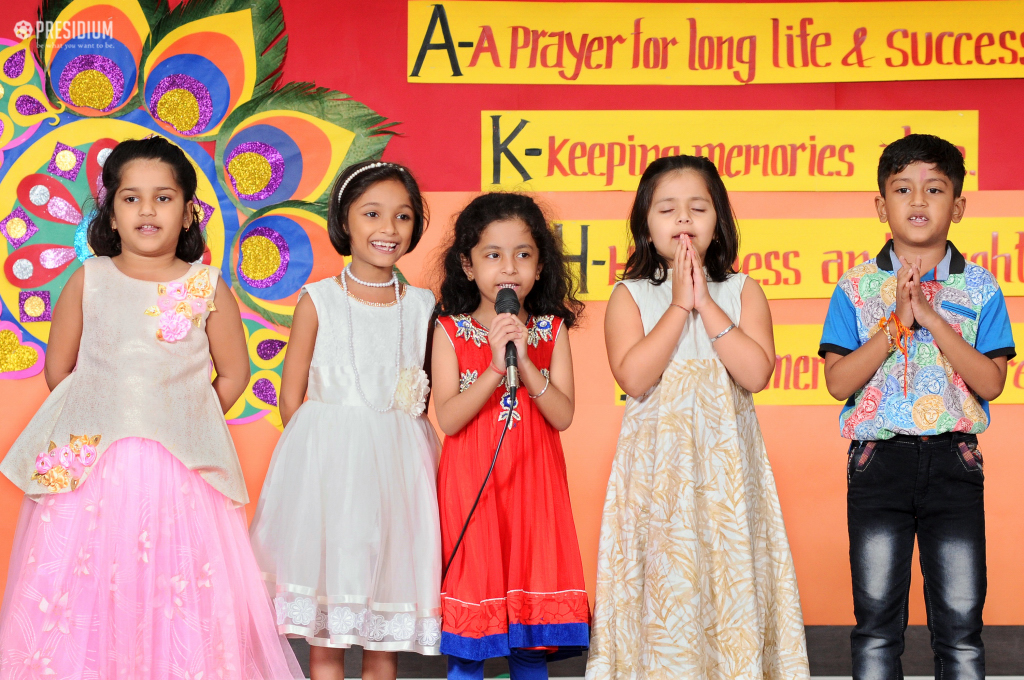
[494,288,520,391]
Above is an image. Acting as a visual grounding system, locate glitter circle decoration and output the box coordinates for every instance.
[220,125,302,211]
[96,148,112,166]
[39,247,75,270]
[57,55,125,113]
[144,54,230,137]
[225,142,284,201]
[0,321,44,379]
[18,290,51,322]
[47,142,85,181]
[28,185,49,206]
[238,227,289,289]
[1,208,38,249]
[11,259,32,280]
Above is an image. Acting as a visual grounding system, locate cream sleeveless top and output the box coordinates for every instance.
[1,256,247,504]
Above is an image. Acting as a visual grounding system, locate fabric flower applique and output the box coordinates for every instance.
[32,433,101,492]
[145,269,217,343]
[497,392,521,428]
[527,315,555,347]
[394,367,430,417]
[459,369,478,393]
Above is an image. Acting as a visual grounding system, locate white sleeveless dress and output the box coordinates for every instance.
[586,273,809,680]
[249,277,443,653]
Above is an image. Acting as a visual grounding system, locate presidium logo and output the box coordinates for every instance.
[13,21,33,40]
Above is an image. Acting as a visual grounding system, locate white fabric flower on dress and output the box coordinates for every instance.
[394,367,429,417]
[367,614,389,641]
[390,613,415,641]
[416,617,441,646]
[329,606,357,635]
[287,596,316,627]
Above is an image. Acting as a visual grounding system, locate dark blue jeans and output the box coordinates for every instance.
[847,433,986,680]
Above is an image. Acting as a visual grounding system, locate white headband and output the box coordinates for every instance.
[336,162,402,202]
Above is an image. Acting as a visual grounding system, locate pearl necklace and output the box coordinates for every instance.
[341,264,402,412]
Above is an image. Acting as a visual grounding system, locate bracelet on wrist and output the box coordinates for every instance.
[529,374,550,399]
[489,363,504,377]
[710,323,735,343]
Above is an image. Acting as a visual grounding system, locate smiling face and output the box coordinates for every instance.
[111,159,192,257]
[345,178,415,272]
[462,218,541,314]
[876,161,965,249]
[646,169,718,262]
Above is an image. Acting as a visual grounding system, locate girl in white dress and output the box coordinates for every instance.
[586,156,808,680]
[249,161,442,680]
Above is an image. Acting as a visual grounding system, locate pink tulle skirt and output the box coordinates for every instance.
[0,437,303,680]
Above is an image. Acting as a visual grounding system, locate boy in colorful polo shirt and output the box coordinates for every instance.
[820,134,1014,680]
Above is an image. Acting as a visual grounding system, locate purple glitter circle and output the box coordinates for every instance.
[47,142,86,181]
[57,55,125,112]
[3,49,25,79]
[238,226,290,289]
[252,378,277,406]
[19,290,51,323]
[224,142,285,201]
[149,74,213,135]
[15,95,46,116]
[256,339,287,360]
[195,197,215,231]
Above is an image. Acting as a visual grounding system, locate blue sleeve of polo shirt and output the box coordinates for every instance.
[975,288,1015,359]
[819,286,860,358]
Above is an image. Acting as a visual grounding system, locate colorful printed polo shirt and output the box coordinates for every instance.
[819,240,1015,441]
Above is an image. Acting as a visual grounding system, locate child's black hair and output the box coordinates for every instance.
[326,161,426,256]
[622,155,739,284]
[436,192,583,328]
[88,136,205,262]
[877,133,966,197]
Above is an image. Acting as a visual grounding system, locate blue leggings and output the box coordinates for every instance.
[447,649,548,680]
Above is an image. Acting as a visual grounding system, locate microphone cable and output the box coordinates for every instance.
[442,385,518,584]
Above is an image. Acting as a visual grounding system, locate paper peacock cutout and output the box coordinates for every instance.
[0,0,397,430]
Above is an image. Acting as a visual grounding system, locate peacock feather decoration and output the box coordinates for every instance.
[0,0,396,429]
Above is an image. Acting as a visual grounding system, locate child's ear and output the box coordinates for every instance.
[951,194,967,224]
[874,194,889,224]
[460,254,474,281]
[183,200,195,231]
[536,262,543,280]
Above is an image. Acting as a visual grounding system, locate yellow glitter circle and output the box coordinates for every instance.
[228,153,272,196]
[6,218,27,239]
[156,89,200,132]
[54,149,78,172]
[0,330,38,373]
[22,295,45,318]
[69,70,114,110]
[240,236,281,281]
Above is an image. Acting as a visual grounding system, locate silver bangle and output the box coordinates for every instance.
[529,374,550,399]
[710,323,736,343]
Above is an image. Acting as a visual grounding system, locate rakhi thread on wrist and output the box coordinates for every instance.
[886,313,915,396]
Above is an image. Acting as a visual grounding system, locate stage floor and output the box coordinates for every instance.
[288,626,1024,677]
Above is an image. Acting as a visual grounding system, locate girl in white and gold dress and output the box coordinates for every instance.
[248,162,442,680]
[587,156,809,680]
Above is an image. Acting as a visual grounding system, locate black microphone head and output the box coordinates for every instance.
[495,287,520,316]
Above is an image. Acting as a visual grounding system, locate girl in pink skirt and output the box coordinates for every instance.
[0,136,302,679]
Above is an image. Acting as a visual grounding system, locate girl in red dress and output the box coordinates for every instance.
[431,193,589,679]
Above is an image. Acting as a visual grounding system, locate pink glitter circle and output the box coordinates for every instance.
[149,74,213,136]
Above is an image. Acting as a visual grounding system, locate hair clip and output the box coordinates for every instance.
[335,162,401,202]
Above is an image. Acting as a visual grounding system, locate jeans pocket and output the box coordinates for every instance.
[955,439,984,473]
[847,441,878,483]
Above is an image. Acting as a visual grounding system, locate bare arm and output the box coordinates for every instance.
[605,242,694,398]
[516,320,575,431]
[694,277,775,393]
[44,267,85,390]
[431,323,504,435]
[278,293,318,427]
[206,277,250,413]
